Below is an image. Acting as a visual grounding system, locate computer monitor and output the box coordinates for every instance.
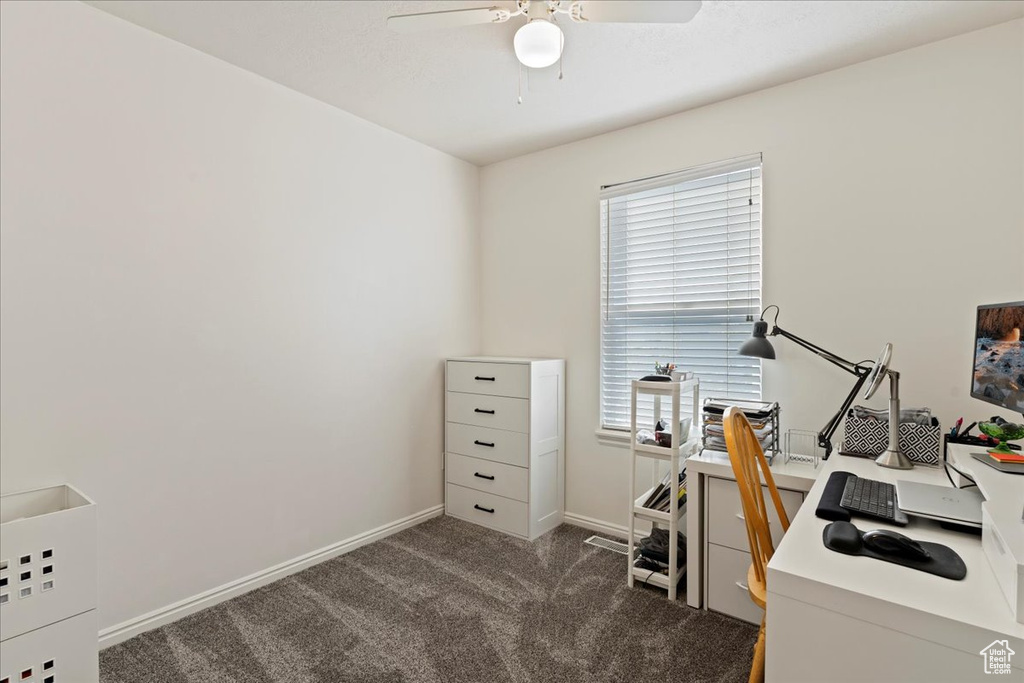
[971,301,1024,413]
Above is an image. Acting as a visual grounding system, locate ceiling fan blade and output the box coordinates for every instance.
[387,6,507,34]
[573,0,702,24]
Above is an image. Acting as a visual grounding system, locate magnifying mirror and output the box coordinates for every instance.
[863,343,892,401]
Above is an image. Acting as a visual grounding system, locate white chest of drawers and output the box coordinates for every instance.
[444,357,565,541]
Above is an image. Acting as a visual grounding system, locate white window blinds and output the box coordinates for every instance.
[600,154,763,431]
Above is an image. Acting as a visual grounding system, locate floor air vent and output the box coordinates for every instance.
[584,535,630,555]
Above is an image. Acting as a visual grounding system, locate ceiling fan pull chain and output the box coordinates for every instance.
[558,30,564,80]
[517,62,523,104]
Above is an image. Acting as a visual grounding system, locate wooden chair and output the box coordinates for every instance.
[721,406,791,683]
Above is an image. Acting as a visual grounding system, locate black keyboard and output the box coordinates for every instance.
[840,476,907,525]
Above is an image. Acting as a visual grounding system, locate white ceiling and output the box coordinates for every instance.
[85,1,1024,165]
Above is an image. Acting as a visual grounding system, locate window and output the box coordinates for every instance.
[600,154,762,431]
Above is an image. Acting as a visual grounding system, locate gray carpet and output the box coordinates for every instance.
[101,517,756,683]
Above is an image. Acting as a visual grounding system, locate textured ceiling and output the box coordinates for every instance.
[85,0,1024,165]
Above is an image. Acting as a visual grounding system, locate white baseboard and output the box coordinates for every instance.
[563,511,628,539]
[563,511,652,543]
[98,504,444,649]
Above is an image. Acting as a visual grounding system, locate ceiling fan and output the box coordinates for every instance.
[387,1,702,70]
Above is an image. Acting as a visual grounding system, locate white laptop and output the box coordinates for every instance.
[895,480,984,528]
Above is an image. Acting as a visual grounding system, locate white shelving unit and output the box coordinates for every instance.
[627,378,701,600]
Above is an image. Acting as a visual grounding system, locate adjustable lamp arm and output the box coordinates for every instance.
[744,306,871,459]
[769,326,870,458]
[770,326,865,377]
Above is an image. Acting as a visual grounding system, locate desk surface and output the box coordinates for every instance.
[768,444,1024,658]
[962,443,1024,563]
[686,449,819,492]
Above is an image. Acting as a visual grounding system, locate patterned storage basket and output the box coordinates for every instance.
[842,410,941,466]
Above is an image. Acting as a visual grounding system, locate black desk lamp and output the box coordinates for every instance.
[739,305,911,468]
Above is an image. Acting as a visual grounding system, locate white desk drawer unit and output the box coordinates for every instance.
[686,450,818,620]
[707,476,803,553]
[707,543,766,625]
[704,474,806,625]
[444,358,565,541]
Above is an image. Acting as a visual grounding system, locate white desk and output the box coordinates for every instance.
[766,444,1024,683]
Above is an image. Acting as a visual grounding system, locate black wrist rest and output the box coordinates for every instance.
[822,521,966,580]
[816,470,853,522]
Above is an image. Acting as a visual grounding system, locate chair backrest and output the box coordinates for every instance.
[722,406,791,588]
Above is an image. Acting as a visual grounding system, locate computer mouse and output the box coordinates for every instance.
[862,529,931,561]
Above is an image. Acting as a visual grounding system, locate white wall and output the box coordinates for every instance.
[479,20,1024,530]
[2,0,1021,637]
[0,1,478,631]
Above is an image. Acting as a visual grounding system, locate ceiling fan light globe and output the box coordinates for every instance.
[513,19,563,69]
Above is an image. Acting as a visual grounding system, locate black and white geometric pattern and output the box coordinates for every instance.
[843,414,941,466]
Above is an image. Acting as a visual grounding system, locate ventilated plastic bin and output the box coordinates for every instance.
[0,484,97,643]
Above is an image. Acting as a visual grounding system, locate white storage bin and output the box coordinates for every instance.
[0,609,98,683]
[0,484,97,642]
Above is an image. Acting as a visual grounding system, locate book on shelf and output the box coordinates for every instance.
[650,487,686,513]
[642,467,687,512]
[642,483,665,508]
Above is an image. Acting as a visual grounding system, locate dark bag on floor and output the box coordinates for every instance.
[638,528,686,568]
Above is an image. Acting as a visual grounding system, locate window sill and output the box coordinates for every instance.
[595,428,632,449]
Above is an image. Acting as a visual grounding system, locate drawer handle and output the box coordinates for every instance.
[474,440,495,448]
[474,472,495,480]
[474,376,496,381]
[736,581,749,591]
[474,408,496,414]
[736,512,773,526]
[474,504,495,514]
